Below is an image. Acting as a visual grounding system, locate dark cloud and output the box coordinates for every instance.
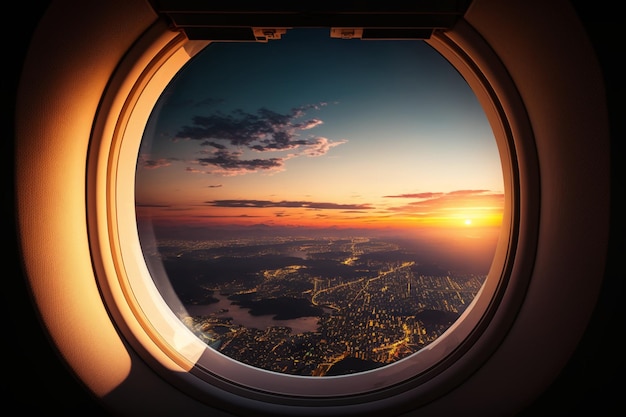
[200,141,227,149]
[205,199,374,210]
[138,157,178,169]
[171,103,345,175]
[207,184,222,188]
[197,149,284,172]
[175,107,313,150]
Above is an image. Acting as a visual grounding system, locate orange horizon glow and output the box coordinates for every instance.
[134,31,505,248]
[135,189,504,234]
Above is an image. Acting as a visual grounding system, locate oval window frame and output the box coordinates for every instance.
[87,15,538,414]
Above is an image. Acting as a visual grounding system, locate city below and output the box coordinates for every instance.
[145,235,487,377]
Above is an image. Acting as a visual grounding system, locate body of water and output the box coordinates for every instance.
[185,294,322,334]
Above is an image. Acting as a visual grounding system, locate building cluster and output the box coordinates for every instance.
[179,236,486,376]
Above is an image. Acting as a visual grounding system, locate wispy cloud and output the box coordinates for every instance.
[384,192,444,199]
[385,190,504,216]
[206,199,374,210]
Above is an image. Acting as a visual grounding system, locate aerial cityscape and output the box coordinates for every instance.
[143,233,489,376]
[135,28,503,377]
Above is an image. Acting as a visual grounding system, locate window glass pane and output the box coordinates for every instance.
[135,28,503,377]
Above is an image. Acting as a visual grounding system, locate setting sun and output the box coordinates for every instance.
[135,28,505,258]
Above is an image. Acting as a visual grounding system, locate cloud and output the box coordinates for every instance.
[408,190,502,206]
[293,119,324,130]
[138,156,178,169]
[205,199,374,210]
[384,190,504,215]
[197,149,285,173]
[291,102,328,118]
[170,103,346,175]
[446,189,491,196]
[301,137,348,157]
[207,184,222,188]
[200,141,227,149]
[384,192,444,199]
[176,107,301,148]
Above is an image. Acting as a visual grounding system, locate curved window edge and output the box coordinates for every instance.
[86,15,539,415]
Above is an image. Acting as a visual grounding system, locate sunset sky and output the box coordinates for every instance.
[135,28,504,238]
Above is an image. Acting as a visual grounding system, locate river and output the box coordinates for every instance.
[184,294,322,334]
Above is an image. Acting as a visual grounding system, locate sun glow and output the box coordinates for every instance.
[135,28,505,255]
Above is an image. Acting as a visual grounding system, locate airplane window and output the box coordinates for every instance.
[16,1,610,415]
[132,27,505,394]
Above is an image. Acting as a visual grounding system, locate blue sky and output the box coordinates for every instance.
[136,28,503,235]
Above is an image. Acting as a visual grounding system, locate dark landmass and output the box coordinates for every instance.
[411,263,450,277]
[326,356,386,376]
[186,293,220,305]
[229,295,325,320]
[416,309,459,326]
